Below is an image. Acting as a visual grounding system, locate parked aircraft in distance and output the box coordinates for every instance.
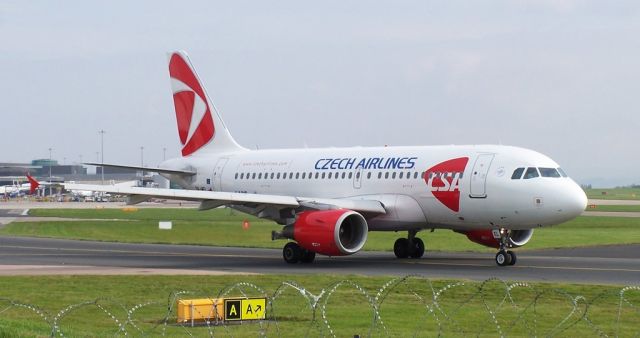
[0,174,40,197]
[66,51,587,266]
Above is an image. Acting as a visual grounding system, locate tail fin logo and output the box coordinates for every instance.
[424,157,469,212]
[169,53,215,156]
[26,173,39,194]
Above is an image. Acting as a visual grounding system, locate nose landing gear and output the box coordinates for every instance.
[393,230,425,259]
[495,228,517,266]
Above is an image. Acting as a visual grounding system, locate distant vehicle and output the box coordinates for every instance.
[66,51,587,266]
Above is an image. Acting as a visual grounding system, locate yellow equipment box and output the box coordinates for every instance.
[176,298,224,323]
[177,297,267,323]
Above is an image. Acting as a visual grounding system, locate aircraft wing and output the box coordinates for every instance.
[63,183,387,215]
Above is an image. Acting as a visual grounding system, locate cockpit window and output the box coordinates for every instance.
[539,167,561,178]
[523,167,539,179]
[511,167,525,179]
[557,168,568,177]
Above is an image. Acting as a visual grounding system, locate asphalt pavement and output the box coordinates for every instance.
[0,236,638,285]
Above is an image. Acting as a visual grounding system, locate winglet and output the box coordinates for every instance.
[26,173,39,194]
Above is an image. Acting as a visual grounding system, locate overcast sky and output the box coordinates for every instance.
[1,1,638,187]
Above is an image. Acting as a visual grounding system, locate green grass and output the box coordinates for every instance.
[2,209,640,252]
[0,275,637,337]
[586,187,640,200]
[584,204,640,212]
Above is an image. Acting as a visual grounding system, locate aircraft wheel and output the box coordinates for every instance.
[300,249,316,263]
[409,238,425,259]
[394,238,410,258]
[507,250,517,266]
[283,242,302,264]
[495,250,512,267]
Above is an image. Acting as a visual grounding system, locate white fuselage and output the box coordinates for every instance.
[159,144,587,232]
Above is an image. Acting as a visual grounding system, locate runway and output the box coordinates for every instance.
[0,235,638,285]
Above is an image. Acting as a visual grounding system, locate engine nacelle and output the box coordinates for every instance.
[282,209,368,256]
[462,229,534,249]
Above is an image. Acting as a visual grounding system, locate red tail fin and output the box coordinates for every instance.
[26,174,39,194]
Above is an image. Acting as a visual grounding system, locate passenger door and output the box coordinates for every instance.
[469,154,494,198]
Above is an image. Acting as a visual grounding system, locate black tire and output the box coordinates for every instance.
[283,242,301,264]
[394,238,410,258]
[300,249,316,263]
[507,250,517,266]
[409,238,425,259]
[495,250,512,267]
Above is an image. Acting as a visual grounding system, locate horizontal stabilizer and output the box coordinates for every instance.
[84,162,196,176]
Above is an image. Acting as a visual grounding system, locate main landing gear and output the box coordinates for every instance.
[393,230,425,259]
[282,242,316,264]
[495,228,517,267]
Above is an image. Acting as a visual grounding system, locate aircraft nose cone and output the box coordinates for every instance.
[565,180,588,218]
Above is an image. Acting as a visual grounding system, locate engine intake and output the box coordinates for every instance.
[278,209,368,256]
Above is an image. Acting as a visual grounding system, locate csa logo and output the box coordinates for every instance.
[169,53,215,156]
[425,157,469,212]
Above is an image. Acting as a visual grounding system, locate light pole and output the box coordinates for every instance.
[163,147,166,161]
[99,130,105,185]
[48,147,52,197]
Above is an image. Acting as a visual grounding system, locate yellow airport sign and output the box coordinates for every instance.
[224,297,266,321]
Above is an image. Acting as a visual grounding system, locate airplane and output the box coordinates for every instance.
[0,174,40,196]
[65,51,588,266]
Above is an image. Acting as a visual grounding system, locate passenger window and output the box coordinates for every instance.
[335,172,339,179]
[309,172,312,179]
[289,173,293,179]
[235,173,238,179]
[392,172,396,179]
[315,172,319,179]
[511,167,525,179]
[539,167,561,178]
[240,173,244,179]
[557,168,568,177]
[385,172,389,179]
[356,172,360,179]
[348,172,353,179]
[414,172,418,179]
[399,172,403,179]
[301,172,305,179]
[252,173,256,179]
[342,172,346,179]
[523,167,539,179]
[378,172,382,179]
[321,172,326,179]
[328,172,332,179]
[258,173,262,179]
[270,173,274,179]
[295,173,299,179]
[367,172,371,179]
